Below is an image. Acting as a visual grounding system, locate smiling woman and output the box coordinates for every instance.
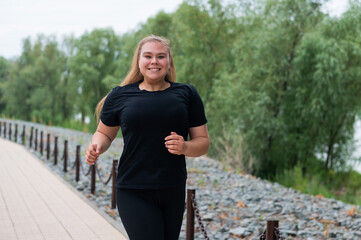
[85,35,209,240]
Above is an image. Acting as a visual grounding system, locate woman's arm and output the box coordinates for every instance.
[165,124,209,157]
[85,120,120,165]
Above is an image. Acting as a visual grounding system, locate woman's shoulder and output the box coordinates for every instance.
[172,82,198,95]
[108,83,138,95]
[172,82,196,90]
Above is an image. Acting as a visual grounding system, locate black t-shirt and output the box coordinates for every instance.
[101,81,207,189]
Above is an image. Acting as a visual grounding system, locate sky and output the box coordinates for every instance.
[0,0,350,59]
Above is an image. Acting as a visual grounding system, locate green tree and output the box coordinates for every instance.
[69,28,121,127]
[287,1,361,171]
[3,38,36,120]
[31,36,67,124]
[3,36,67,123]
[210,0,361,178]
[208,0,323,175]
[58,35,78,122]
[171,0,237,102]
[0,56,11,115]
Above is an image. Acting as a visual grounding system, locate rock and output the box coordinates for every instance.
[229,226,247,236]
[202,213,216,221]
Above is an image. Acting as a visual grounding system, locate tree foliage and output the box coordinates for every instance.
[69,28,121,126]
[1,0,361,179]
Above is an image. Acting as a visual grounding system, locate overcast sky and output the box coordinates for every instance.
[0,0,349,59]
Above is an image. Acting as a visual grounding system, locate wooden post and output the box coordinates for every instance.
[22,126,25,145]
[3,122,6,138]
[75,145,80,182]
[266,220,279,240]
[29,127,33,148]
[63,140,68,172]
[15,124,18,143]
[46,134,50,160]
[40,131,43,155]
[34,128,38,151]
[8,123,12,140]
[54,136,58,165]
[186,189,195,240]
[91,164,96,195]
[0,121,2,137]
[111,159,118,209]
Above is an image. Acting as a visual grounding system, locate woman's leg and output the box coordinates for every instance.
[158,184,186,240]
[116,189,164,240]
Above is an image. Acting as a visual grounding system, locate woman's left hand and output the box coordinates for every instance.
[165,132,186,155]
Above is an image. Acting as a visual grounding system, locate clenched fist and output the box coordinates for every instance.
[165,132,187,155]
[85,144,101,165]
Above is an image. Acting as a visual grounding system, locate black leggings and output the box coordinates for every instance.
[116,185,185,240]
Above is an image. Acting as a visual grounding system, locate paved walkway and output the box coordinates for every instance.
[0,138,128,240]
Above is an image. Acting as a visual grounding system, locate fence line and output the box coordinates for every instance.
[0,120,281,240]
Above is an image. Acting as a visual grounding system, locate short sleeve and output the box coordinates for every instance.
[100,87,120,126]
[189,86,207,128]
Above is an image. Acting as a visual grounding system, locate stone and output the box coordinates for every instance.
[229,226,247,236]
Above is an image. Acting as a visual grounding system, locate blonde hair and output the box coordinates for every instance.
[95,35,176,122]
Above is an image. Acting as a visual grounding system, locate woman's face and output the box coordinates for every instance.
[138,41,170,83]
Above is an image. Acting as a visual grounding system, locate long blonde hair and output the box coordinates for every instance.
[95,35,176,122]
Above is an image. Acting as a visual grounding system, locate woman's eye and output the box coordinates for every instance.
[158,56,165,59]
[145,56,151,59]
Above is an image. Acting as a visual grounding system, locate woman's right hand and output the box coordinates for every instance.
[85,144,101,165]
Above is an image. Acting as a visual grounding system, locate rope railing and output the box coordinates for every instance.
[95,163,113,185]
[0,120,283,239]
[79,158,92,176]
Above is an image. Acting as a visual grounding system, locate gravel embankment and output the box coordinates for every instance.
[1,119,361,240]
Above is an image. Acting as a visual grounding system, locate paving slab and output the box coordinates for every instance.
[0,138,128,240]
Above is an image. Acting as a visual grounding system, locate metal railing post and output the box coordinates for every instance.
[266,220,279,240]
[75,145,80,182]
[40,131,43,155]
[54,136,58,165]
[8,123,12,140]
[34,128,38,151]
[0,121,2,137]
[91,164,96,194]
[63,140,68,172]
[15,124,18,143]
[29,127,33,148]
[22,126,25,145]
[186,189,195,240]
[46,134,50,160]
[3,122,6,138]
[111,159,118,209]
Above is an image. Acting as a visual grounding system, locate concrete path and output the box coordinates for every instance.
[0,137,128,240]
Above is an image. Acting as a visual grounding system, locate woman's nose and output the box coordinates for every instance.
[151,57,158,64]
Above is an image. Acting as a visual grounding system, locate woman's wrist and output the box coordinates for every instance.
[182,141,188,155]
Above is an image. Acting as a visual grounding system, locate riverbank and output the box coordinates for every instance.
[1,119,361,239]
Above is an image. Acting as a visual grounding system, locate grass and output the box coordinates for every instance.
[274,161,361,206]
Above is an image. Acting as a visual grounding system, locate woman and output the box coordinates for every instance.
[85,35,209,240]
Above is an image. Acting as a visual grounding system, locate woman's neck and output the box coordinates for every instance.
[139,79,170,91]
